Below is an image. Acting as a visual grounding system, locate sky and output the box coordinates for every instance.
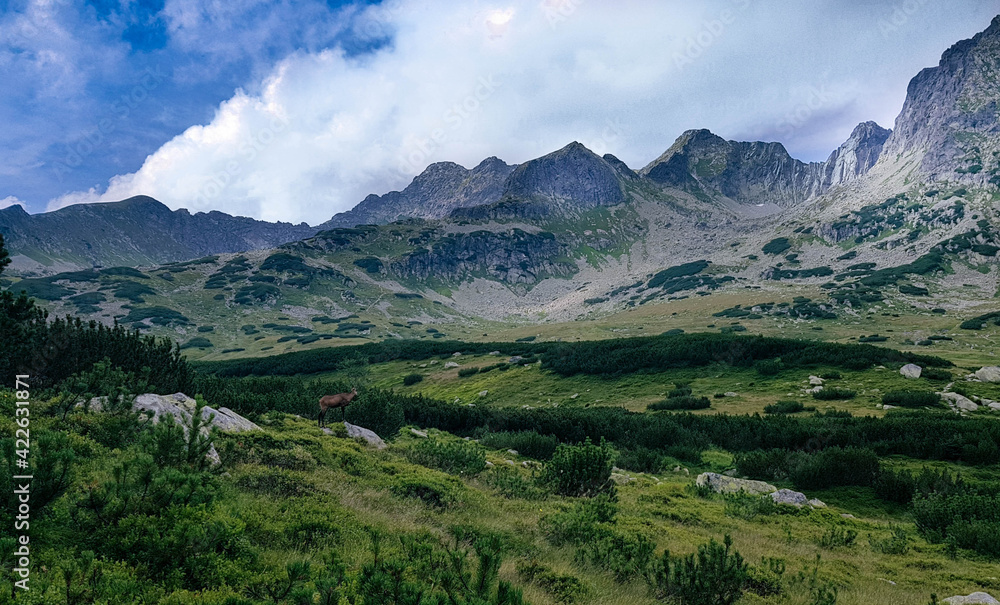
[0,0,997,225]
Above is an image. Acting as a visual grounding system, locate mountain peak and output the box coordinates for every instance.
[501,142,627,208]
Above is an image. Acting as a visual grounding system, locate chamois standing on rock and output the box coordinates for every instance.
[318,388,358,428]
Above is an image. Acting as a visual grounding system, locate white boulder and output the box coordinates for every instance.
[770,489,809,507]
[900,364,922,379]
[940,392,979,412]
[942,593,999,605]
[975,366,1000,383]
[696,472,776,495]
[344,422,387,449]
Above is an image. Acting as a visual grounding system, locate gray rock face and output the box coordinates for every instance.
[880,16,1000,185]
[1,196,317,275]
[319,157,515,228]
[344,422,387,449]
[638,124,889,207]
[389,228,576,286]
[502,141,628,209]
[975,366,1000,383]
[900,364,923,379]
[942,593,1000,605]
[770,489,809,507]
[696,472,776,495]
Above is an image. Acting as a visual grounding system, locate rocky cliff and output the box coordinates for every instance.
[879,15,1000,186]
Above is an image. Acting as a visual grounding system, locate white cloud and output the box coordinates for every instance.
[0,196,25,210]
[46,1,999,224]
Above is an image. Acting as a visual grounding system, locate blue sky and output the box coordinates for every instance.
[0,1,997,224]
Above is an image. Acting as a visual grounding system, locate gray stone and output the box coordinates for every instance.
[942,593,999,605]
[444,361,460,369]
[488,350,500,355]
[975,366,1000,383]
[507,449,519,456]
[770,489,809,507]
[808,498,827,508]
[478,390,489,397]
[508,356,524,363]
[724,392,738,397]
[900,364,922,379]
[696,472,776,495]
[410,428,428,438]
[941,391,979,412]
[485,460,494,467]
[344,422,387,449]
[809,375,824,386]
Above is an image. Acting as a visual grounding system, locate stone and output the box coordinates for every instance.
[900,364,922,379]
[344,422,387,449]
[488,350,500,355]
[478,390,489,397]
[419,364,427,368]
[452,352,462,357]
[86,393,261,466]
[809,375,824,386]
[808,498,827,508]
[941,391,979,412]
[722,469,738,477]
[570,393,579,399]
[841,513,855,519]
[975,366,1000,383]
[942,593,999,605]
[485,460,494,467]
[695,472,776,495]
[882,405,897,410]
[724,392,738,397]
[444,361,460,369]
[410,428,428,438]
[770,489,809,507]
[507,449,519,456]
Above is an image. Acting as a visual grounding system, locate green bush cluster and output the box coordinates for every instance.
[735,447,880,490]
[540,438,615,498]
[402,373,423,386]
[882,390,942,408]
[812,387,856,400]
[649,535,749,605]
[480,430,559,460]
[764,400,815,414]
[406,438,487,476]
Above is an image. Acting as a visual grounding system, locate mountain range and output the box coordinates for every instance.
[2,16,999,355]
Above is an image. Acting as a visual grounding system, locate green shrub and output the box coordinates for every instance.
[812,388,856,400]
[197,325,215,333]
[922,367,952,381]
[763,400,815,414]
[391,475,463,508]
[574,526,655,582]
[540,438,614,497]
[481,431,559,460]
[649,535,748,605]
[820,371,841,380]
[755,359,783,376]
[724,493,780,520]
[458,367,480,378]
[344,388,404,439]
[763,238,792,255]
[819,525,858,548]
[616,447,666,473]
[180,337,214,349]
[403,373,423,386]
[406,438,486,476]
[516,560,587,604]
[648,396,711,411]
[483,466,547,500]
[352,257,384,273]
[882,390,942,408]
[868,525,910,555]
[790,447,880,490]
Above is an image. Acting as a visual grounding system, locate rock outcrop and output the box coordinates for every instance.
[974,366,1000,383]
[900,364,923,379]
[696,472,776,495]
[942,592,999,605]
[770,489,809,507]
[344,422,388,449]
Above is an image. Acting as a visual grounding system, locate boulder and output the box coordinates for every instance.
[696,472,776,495]
[770,489,809,507]
[410,428,428,438]
[488,350,500,355]
[941,392,979,412]
[975,366,1000,383]
[809,375,824,386]
[508,356,524,363]
[808,498,827,508]
[344,422,387,449]
[444,361,460,369]
[478,390,489,397]
[900,364,922,379]
[87,393,261,465]
[942,593,999,605]
[724,392,738,398]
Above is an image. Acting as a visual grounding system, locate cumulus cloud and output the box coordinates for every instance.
[0,196,25,210]
[43,1,1000,224]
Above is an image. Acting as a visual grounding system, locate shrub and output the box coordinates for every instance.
[648,396,711,411]
[882,390,942,408]
[406,438,486,476]
[402,373,423,386]
[922,367,952,381]
[344,388,404,439]
[789,447,880,490]
[540,438,615,497]
[574,526,655,582]
[820,371,841,380]
[819,525,858,548]
[516,560,587,604]
[458,367,480,378]
[616,447,666,473]
[481,431,559,460]
[763,400,815,414]
[540,493,618,546]
[812,388,856,400]
[724,493,780,520]
[391,475,463,508]
[483,466,547,500]
[869,525,910,555]
[755,359,783,376]
[649,535,748,605]
[180,337,213,349]
[763,238,792,255]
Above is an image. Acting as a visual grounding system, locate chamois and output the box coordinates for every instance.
[318,388,358,428]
